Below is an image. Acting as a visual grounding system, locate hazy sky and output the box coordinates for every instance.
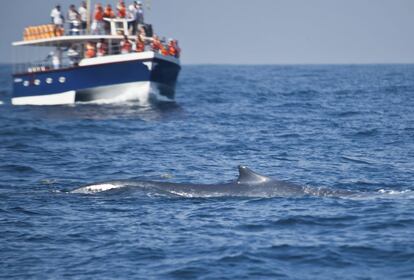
[0,0,413,64]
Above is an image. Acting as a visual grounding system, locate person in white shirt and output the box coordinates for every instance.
[78,1,88,34]
[67,5,80,35]
[136,1,144,26]
[128,2,138,34]
[128,1,144,35]
[50,5,64,28]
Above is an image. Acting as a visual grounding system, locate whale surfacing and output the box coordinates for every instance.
[71,166,351,198]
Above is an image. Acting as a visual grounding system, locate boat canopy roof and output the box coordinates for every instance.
[12,35,137,47]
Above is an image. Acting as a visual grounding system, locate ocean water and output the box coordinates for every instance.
[1,64,414,279]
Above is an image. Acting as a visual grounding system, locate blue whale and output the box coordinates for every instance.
[71,166,353,198]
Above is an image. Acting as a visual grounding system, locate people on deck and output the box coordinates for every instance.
[78,2,88,34]
[67,45,80,66]
[172,40,181,58]
[135,1,145,30]
[51,5,64,30]
[138,26,146,42]
[117,1,127,18]
[103,4,115,34]
[135,34,145,52]
[128,1,138,34]
[168,40,177,57]
[85,42,96,58]
[160,39,169,56]
[151,35,162,53]
[45,3,180,59]
[92,3,104,35]
[97,39,108,56]
[127,1,144,35]
[104,4,115,18]
[120,34,132,54]
[67,5,80,35]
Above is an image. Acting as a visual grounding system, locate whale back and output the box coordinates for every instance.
[237,166,271,184]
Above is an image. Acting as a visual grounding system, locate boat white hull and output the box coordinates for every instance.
[11,91,76,106]
[76,81,174,105]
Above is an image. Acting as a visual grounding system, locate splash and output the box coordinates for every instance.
[71,182,126,194]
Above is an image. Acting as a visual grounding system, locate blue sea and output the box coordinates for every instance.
[1,64,414,279]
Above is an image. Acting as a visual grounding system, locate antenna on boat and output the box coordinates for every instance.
[86,0,91,34]
[145,0,152,11]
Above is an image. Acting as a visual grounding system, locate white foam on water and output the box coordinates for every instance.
[71,183,126,194]
[377,189,414,196]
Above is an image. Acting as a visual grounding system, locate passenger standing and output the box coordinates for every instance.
[78,2,88,34]
[92,4,104,34]
[67,5,80,35]
[104,5,115,18]
[128,2,138,34]
[103,4,115,34]
[117,1,127,18]
[50,5,64,29]
[136,1,145,29]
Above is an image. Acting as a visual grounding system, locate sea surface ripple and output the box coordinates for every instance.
[1,65,414,279]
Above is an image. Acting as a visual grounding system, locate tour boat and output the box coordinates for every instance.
[11,15,181,106]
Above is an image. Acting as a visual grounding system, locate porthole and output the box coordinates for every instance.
[46,78,53,84]
[34,79,41,86]
[59,77,66,83]
[23,81,29,87]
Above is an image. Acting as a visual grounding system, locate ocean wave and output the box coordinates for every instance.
[377,189,414,197]
[0,164,38,173]
[341,156,375,165]
[352,128,380,137]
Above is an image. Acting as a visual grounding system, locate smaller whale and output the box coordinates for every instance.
[71,166,353,198]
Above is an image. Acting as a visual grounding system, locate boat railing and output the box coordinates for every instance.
[13,42,160,75]
[13,58,75,75]
[23,18,146,41]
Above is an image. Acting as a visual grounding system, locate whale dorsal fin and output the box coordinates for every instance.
[237,166,270,184]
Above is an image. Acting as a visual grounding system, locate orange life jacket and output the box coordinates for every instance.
[121,40,132,53]
[117,4,126,18]
[136,41,145,52]
[95,8,104,21]
[161,46,168,56]
[104,8,115,18]
[152,40,161,51]
[168,44,177,57]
